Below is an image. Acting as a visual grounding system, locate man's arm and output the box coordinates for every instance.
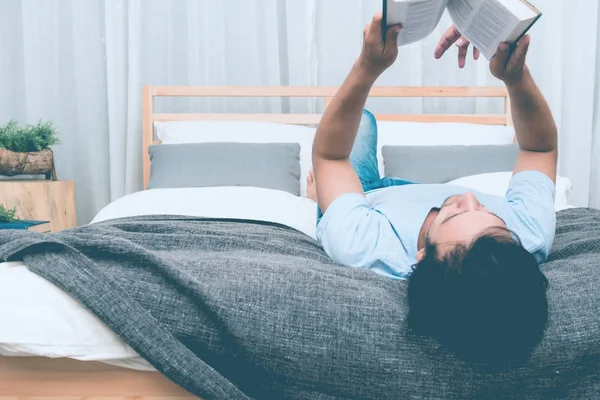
[311,65,373,213]
[507,74,558,182]
[312,14,401,213]
[434,30,558,183]
[490,36,558,183]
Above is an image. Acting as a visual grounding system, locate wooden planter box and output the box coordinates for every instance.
[0,147,56,180]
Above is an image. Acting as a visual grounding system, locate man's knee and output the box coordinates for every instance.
[361,109,376,126]
[357,109,377,139]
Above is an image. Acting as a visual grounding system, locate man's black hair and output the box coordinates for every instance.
[407,230,549,367]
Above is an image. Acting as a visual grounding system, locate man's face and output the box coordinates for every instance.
[427,193,508,251]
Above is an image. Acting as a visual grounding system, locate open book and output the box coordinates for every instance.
[384,0,541,59]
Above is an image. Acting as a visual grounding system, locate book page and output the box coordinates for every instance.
[506,16,537,43]
[447,0,520,59]
[503,0,539,20]
[386,0,449,46]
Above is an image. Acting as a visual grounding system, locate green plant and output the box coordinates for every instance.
[0,119,60,153]
[0,204,17,223]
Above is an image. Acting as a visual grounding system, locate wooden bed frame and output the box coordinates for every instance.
[0,357,195,399]
[2,85,511,400]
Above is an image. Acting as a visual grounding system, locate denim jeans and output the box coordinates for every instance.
[316,110,415,224]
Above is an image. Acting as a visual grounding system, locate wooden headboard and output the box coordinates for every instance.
[142,85,512,189]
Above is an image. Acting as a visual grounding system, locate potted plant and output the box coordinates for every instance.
[0,204,17,223]
[0,120,60,180]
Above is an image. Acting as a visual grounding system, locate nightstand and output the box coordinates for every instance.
[0,180,77,232]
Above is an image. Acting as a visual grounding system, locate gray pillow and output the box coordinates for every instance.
[382,144,519,183]
[148,143,301,195]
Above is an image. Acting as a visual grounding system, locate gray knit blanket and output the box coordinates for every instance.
[0,208,599,399]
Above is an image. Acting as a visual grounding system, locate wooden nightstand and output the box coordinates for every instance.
[0,180,77,232]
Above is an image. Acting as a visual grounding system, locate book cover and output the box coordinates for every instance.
[0,220,51,231]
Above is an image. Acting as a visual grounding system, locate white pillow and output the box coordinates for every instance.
[155,121,316,196]
[376,121,515,146]
[376,121,516,178]
[447,172,573,207]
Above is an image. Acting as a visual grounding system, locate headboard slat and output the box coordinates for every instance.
[150,85,508,98]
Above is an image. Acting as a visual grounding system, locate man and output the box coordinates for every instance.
[309,14,557,366]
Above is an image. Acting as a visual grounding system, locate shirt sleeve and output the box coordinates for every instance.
[506,170,557,264]
[315,193,411,278]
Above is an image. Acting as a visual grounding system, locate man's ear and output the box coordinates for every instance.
[416,248,426,263]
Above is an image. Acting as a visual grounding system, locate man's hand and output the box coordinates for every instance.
[434,25,480,68]
[489,35,531,86]
[357,12,403,80]
[435,24,531,86]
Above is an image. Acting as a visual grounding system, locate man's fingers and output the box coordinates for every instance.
[457,41,469,68]
[455,36,470,48]
[511,34,531,67]
[385,24,402,47]
[365,12,387,43]
[491,41,510,71]
[434,25,461,59]
[473,47,480,60]
[371,11,383,31]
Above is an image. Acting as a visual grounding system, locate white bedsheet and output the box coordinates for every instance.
[0,186,580,370]
[91,187,318,238]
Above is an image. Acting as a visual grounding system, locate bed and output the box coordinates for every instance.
[1,85,594,400]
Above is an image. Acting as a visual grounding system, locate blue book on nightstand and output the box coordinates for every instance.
[0,220,51,232]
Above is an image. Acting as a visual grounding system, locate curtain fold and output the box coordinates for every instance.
[1,0,598,223]
[590,3,600,209]
[104,0,129,200]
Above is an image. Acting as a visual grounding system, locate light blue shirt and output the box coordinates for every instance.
[316,171,557,280]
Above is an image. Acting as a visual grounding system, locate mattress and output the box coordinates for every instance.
[0,185,579,370]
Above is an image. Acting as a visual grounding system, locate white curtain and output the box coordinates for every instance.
[1,0,598,224]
